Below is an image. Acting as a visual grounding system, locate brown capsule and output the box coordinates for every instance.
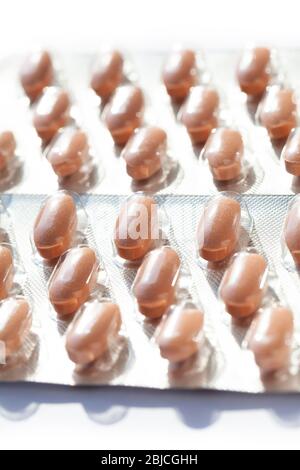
[219,252,268,318]
[90,50,124,101]
[155,305,204,362]
[237,47,271,96]
[0,246,14,300]
[133,246,181,319]
[203,128,244,181]
[48,246,98,316]
[0,131,16,172]
[66,301,122,365]
[114,195,158,261]
[282,128,300,176]
[33,87,71,142]
[20,50,53,101]
[284,198,300,265]
[259,86,297,140]
[47,127,89,178]
[197,196,241,262]
[246,306,293,373]
[162,49,197,101]
[104,85,144,146]
[121,126,167,180]
[0,298,32,359]
[180,86,219,144]
[33,192,78,260]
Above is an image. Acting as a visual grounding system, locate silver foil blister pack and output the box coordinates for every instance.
[0,49,300,195]
[1,49,300,393]
[0,193,298,393]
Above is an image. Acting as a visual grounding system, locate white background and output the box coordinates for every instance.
[1,0,300,53]
[1,0,300,450]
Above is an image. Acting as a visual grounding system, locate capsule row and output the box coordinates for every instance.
[19,51,94,181]
[162,47,298,144]
[113,193,295,373]
[161,49,221,145]
[31,191,205,365]
[197,194,296,374]
[163,50,255,183]
[236,47,297,142]
[18,48,298,142]
[32,189,300,293]
[194,185,293,372]
[0,123,92,183]
[220,251,294,374]
[19,50,151,182]
[21,48,247,185]
[33,191,101,316]
[31,191,123,367]
[20,49,145,148]
[165,48,299,153]
[5,190,298,374]
[0,122,251,187]
[130,236,293,374]
[131,245,205,364]
[236,47,298,143]
[114,191,300,272]
[0,245,32,363]
[17,48,300,187]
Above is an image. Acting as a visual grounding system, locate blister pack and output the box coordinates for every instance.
[1,47,300,393]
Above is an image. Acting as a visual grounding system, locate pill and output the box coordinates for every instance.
[104,85,144,146]
[246,306,293,373]
[33,87,71,142]
[259,86,297,140]
[0,297,32,359]
[114,195,158,261]
[20,50,53,101]
[237,47,271,96]
[33,192,77,260]
[66,301,122,365]
[0,131,16,171]
[0,246,14,300]
[47,127,89,178]
[133,246,180,318]
[203,128,244,181]
[48,246,98,316]
[121,126,167,180]
[155,305,204,362]
[90,50,124,101]
[284,198,300,265]
[219,252,268,318]
[162,49,197,101]
[180,86,219,144]
[282,128,300,176]
[197,195,241,262]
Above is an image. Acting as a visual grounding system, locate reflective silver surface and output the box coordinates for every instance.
[0,194,298,393]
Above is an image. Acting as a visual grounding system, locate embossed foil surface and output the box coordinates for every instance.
[0,50,300,392]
